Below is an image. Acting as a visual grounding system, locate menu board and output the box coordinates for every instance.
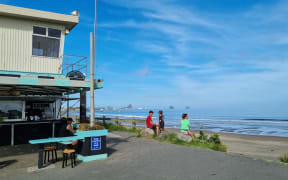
[91,136,101,151]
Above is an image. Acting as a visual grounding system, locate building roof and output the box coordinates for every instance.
[0,4,79,30]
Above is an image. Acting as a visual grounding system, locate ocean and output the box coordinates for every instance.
[92,109,288,137]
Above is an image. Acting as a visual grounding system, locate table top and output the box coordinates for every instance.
[29,129,108,144]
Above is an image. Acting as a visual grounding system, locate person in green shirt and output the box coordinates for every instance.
[180,113,194,138]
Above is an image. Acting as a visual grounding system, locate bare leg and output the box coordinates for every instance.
[156,126,159,136]
[72,139,78,146]
[188,131,194,138]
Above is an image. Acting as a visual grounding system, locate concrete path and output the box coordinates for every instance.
[1,132,288,180]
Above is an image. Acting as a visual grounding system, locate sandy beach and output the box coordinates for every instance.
[164,128,288,162]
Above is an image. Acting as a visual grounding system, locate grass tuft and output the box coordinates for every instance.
[98,123,227,153]
[280,153,288,163]
[155,131,227,152]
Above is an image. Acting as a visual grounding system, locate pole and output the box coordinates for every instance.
[90,32,95,127]
[67,95,69,118]
[90,0,97,127]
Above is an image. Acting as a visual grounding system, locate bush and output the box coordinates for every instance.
[169,133,177,141]
[156,130,227,152]
[198,130,208,141]
[209,133,221,144]
[211,143,227,152]
[280,153,288,163]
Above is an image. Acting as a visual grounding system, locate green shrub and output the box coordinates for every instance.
[198,130,208,141]
[211,143,227,152]
[169,132,177,141]
[209,133,221,144]
[280,153,288,163]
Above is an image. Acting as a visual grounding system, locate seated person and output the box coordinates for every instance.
[146,111,159,135]
[58,118,78,147]
[180,113,194,138]
[158,110,165,132]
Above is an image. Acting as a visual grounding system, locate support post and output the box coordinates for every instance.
[90,32,95,127]
[80,90,87,123]
[67,95,69,119]
[103,115,106,124]
[11,124,14,146]
[52,122,55,137]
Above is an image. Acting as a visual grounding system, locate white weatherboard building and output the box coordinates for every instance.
[0,4,103,146]
[0,4,78,74]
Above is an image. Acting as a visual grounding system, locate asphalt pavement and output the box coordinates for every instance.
[1,131,288,180]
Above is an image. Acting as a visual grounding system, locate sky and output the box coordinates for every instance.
[1,0,288,113]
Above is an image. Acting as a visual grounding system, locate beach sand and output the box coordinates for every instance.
[219,132,288,161]
[163,128,288,162]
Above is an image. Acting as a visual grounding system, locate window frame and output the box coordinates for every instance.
[32,25,62,58]
[0,100,25,121]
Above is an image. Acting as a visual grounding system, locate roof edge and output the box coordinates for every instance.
[0,4,79,30]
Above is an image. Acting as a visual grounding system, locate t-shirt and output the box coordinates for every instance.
[146,115,153,128]
[180,119,190,132]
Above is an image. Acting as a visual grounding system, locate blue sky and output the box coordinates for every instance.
[2,0,288,112]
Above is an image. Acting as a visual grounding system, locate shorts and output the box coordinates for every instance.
[150,125,157,130]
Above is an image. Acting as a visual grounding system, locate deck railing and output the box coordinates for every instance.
[95,116,146,128]
[62,54,87,76]
[73,115,146,128]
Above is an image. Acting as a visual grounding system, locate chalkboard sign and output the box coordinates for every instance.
[91,136,101,151]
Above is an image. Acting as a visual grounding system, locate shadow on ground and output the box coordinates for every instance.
[0,144,39,158]
[106,136,131,156]
[0,160,17,169]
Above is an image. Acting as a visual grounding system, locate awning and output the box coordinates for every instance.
[0,71,103,96]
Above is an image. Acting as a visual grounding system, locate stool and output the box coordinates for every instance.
[44,146,57,164]
[62,149,76,168]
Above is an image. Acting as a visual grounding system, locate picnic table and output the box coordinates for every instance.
[29,130,108,169]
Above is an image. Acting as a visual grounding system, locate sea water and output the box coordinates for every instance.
[93,109,288,137]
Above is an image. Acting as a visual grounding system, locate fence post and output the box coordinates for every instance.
[103,115,106,124]
[115,116,119,126]
[132,117,136,129]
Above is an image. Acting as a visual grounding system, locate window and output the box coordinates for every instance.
[32,26,61,58]
[33,26,46,35]
[48,28,61,38]
[0,101,24,121]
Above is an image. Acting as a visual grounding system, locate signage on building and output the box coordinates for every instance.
[91,136,101,151]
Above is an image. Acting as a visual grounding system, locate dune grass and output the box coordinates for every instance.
[97,122,227,152]
[280,153,288,163]
[157,132,227,152]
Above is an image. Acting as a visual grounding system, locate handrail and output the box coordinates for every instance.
[62,54,87,76]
